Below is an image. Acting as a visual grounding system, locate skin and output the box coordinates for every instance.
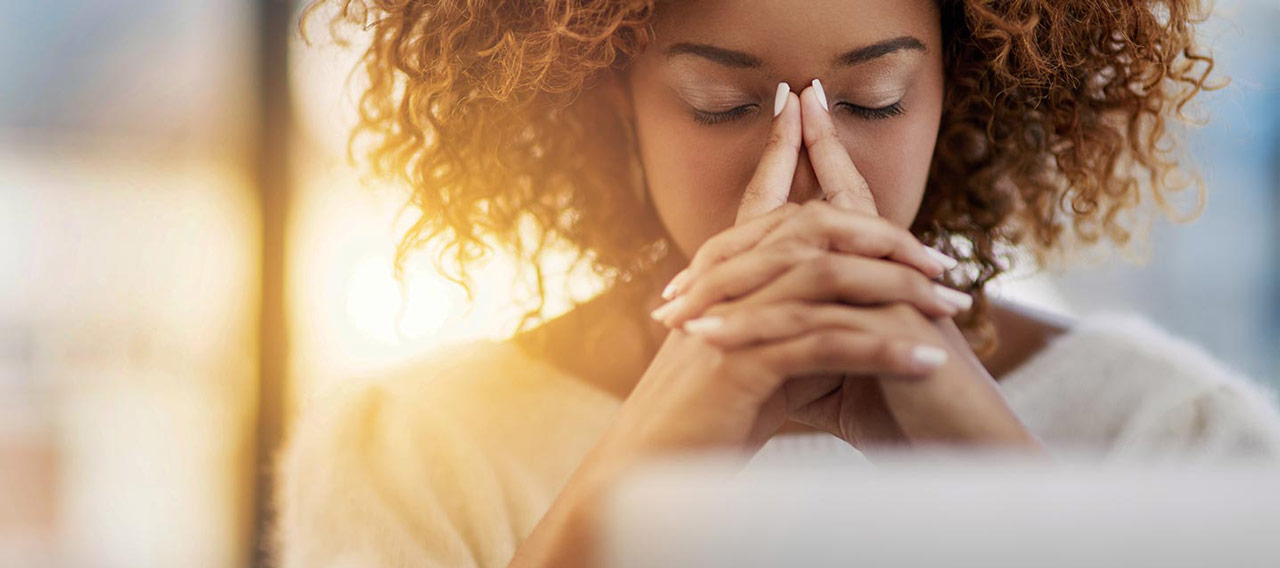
[513,0,1074,433]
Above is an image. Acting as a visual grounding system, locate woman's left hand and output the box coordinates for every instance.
[650,81,1046,455]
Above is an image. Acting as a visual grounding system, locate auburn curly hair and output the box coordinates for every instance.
[297,0,1220,359]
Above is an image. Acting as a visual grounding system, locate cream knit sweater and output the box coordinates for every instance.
[271,311,1280,567]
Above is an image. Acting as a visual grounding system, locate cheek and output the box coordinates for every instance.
[837,114,940,229]
[632,105,760,259]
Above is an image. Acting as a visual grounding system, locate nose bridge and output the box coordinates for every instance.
[787,145,822,205]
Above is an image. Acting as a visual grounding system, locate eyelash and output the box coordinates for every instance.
[689,101,906,126]
[690,105,755,126]
[841,101,907,120]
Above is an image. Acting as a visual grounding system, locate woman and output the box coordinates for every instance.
[276,1,1280,567]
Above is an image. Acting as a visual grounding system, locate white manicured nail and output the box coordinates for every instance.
[911,345,948,370]
[923,246,959,270]
[650,295,686,321]
[811,78,829,111]
[683,316,724,335]
[661,283,679,300]
[662,267,691,299]
[933,284,973,312]
[773,82,790,117]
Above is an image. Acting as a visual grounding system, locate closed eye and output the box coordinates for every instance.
[689,104,758,126]
[689,100,906,126]
[837,101,906,120]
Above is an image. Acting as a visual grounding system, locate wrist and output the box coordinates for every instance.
[982,421,1051,458]
[508,481,601,568]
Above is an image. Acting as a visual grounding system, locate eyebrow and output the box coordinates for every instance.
[662,35,927,71]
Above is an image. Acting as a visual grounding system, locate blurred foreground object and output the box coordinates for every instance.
[603,448,1280,568]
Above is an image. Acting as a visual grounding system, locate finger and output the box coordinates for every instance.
[655,241,824,323]
[800,79,877,216]
[661,189,959,302]
[656,254,970,327]
[736,83,802,224]
[661,201,802,300]
[748,255,972,317]
[757,200,952,278]
[684,301,891,347]
[749,327,949,378]
[658,230,946,326]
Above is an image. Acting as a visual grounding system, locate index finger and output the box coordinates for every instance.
[736,82,803,225]
[800,78,877,216]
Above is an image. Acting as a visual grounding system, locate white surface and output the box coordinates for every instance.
[601,449,1280,568]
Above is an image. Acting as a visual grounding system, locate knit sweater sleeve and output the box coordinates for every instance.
[1110,368,1280,459]
[271,377,523,568]
[270,339,622,568]
[1000,311,1280,461]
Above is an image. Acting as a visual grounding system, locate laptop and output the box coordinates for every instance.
[598,447,1280,567]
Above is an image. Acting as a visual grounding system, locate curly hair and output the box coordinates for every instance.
[297,0,1220,359]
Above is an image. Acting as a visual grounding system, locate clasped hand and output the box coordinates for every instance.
[649,80,1044,454]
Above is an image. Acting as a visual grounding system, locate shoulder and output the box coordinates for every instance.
[272,338,619,568]
[998,310,1280,459]
[272,339,512,567]
[279,339,526,478]
[285,337,618,456]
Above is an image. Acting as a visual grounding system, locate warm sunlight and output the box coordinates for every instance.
[287,31,607,396]
[5,1,1280,566]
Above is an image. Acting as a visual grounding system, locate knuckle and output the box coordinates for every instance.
[807,254,844,282]
[885,301,919,320]
[800,198,828,217]
[905,303,934,327]
[703,345,736,375]
[841,225,870,252]
[915,280,940,309]
[851,191,877,212]
[683,275,719,305]
[768,238,811,260]
[812,201,839,221]
[872,218,914,249]
[893,264,921,290]
[808,331,845,363]
[896,226,924,249]
[863,214,894,235]
[870,337,901,367]
[776,302,812,332]
[745,340,785,375]
[778,202,803,216]
[894,302,932,329]
[812,210,843,240]
[690,239,718,267]
[696,238,732,266]
[902,267,931,295]
[702,302,735,321]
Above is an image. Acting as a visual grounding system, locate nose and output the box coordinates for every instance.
[787,145,822,204]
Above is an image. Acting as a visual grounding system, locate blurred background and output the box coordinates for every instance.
[0,0,1277,566]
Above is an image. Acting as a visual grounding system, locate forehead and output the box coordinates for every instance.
[646,0,941,74]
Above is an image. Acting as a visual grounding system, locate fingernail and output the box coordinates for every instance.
[923,246,959,270]
[661,267,691,300]
[933,283,973,312]
[811,78,829,112]
[683,316,724,335]
[650,295,686,322]
[911,345,948,371]
[661,282,679,301]
[773,81,790,117]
